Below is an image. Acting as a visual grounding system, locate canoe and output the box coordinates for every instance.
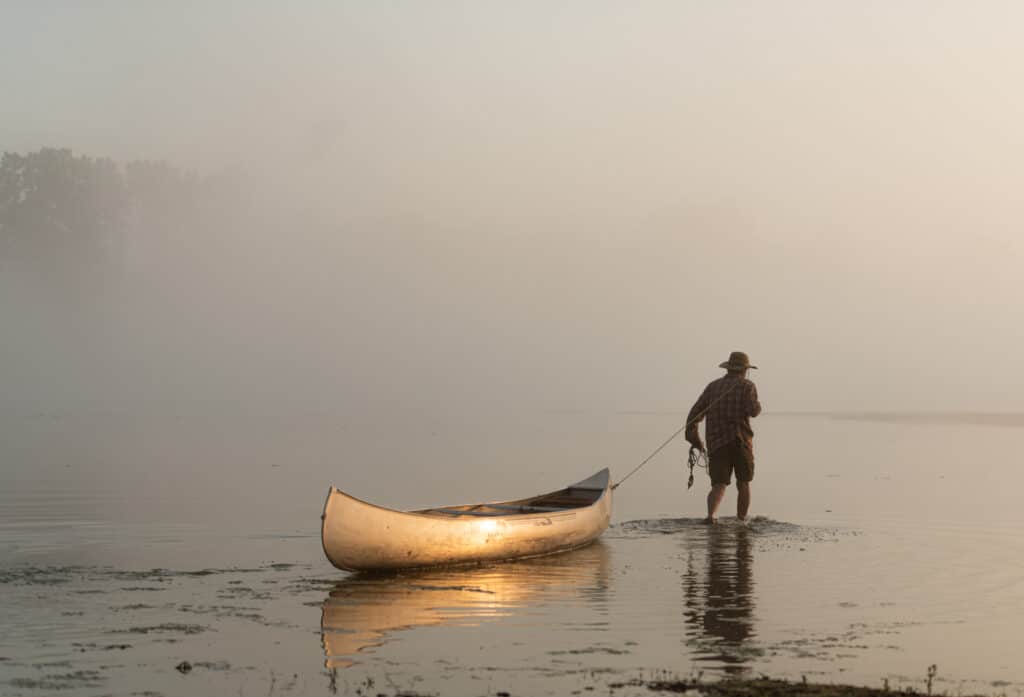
[321,468,612,571]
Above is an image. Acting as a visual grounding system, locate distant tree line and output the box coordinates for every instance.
[0,148,223,278]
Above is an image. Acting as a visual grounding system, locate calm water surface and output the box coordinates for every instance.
[1,409,1022,696]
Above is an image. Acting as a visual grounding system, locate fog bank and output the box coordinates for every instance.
[3,3,1024,415]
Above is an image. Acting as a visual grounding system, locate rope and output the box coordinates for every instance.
[686,445,709,490]
[611,380,741,490]
[611,421,691,490]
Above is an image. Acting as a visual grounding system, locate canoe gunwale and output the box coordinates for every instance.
[322,468,610,523]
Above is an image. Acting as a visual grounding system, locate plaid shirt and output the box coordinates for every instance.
[685,375,762,454]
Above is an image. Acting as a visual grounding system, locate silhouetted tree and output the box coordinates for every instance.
[0,148,219,287]
[0,148,127,267]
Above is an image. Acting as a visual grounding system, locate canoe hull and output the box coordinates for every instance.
[321,470,612,571]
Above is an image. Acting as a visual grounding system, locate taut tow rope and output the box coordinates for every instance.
[611,381,740,491]
[611,421,691,490]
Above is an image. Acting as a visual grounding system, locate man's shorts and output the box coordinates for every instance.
[709,439,754,485]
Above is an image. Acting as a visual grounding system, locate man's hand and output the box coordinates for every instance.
[688,440,705,454]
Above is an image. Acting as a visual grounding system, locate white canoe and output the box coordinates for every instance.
[321,469,612,571]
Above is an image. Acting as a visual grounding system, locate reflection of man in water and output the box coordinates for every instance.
[682,526,755,674]
[686,351,762,523]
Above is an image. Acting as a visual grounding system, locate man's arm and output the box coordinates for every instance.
[685,387,710,451]
[747,383,762,418]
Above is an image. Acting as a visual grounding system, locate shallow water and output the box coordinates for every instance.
[1,409,1023,696]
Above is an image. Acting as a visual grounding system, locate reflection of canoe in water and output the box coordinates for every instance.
[321,469,612,571]
[321,541,610,668]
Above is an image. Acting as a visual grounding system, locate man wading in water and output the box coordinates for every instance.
[686,351,762,524]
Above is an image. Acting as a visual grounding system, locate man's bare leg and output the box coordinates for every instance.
[706,483,727,523]
[736,481,751,520]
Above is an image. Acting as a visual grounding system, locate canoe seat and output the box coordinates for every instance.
[427,509,500,517]
[487,504,567,513]
[425,503,568,517]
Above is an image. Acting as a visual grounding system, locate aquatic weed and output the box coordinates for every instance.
[113,622,208,635]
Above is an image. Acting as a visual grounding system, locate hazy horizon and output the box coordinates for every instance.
[3,2,1023,415]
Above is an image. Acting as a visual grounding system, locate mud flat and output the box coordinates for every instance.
[617,676,985,697]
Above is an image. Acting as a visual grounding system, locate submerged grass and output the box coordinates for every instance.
[610,676,986,697]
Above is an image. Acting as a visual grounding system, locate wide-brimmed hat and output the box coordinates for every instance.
[719,351,757,370]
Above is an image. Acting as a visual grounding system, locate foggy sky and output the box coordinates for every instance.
[3,2,1024,413]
